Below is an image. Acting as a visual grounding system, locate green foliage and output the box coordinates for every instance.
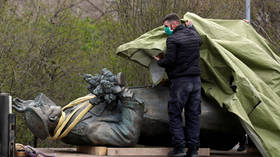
[0,0,150,147]
[110,0,279,51]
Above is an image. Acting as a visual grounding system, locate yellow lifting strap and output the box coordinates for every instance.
[48,95,96,140]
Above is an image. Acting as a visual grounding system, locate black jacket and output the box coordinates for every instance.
[157,24,202,79]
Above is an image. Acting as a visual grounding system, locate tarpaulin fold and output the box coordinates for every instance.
[116,12,280,157]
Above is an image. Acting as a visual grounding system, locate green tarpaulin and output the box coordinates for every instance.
[116,12,280,157]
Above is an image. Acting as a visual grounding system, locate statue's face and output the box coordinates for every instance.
[13,93,61,139]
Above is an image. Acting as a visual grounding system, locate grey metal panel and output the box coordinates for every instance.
[8,113,16,157]
[0,93,10,157]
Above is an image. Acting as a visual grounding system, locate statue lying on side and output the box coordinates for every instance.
[13,68,244,149]
[13,68,144,146]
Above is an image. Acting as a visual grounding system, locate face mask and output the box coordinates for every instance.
[164,26,173,35]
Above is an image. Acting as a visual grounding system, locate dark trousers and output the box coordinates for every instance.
[168,76,201,148]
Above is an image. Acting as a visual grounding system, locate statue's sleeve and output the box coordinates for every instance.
[87,97,144,146]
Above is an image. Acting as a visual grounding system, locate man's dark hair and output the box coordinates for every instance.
[163,13,180,23]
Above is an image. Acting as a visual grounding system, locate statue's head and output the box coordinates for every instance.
[13,93,61,139]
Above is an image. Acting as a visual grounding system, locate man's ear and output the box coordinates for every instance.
[171,21,179,30]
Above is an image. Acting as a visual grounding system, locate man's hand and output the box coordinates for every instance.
[243,19,249,23]
[153,53,164,61]
[153,56,160,61]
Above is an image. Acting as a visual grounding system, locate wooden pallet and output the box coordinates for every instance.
[77,146,210,156]
[36,147,260,157]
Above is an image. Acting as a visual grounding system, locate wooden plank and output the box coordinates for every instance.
[211,150,247,155]
[36,148,77,153]
[77,146,107,156]
[107,147,210,156]
[31,147,262,157]
[36,148,95,157]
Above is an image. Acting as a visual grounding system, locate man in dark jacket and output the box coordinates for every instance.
[153,13,202,157]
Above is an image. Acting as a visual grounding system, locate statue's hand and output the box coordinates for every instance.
[120,87,134,98]
[12,98,34,112]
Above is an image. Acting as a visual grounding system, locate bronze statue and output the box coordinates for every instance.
[13,68,243,149]
[13,68,144,146]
